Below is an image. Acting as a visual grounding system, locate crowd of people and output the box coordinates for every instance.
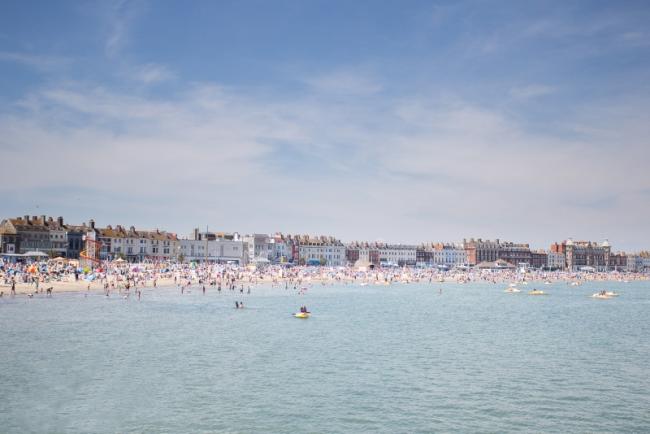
[1,256,647,299]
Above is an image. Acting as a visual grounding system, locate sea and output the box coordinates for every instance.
[1,280,649,433]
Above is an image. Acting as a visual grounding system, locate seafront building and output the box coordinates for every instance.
[0,214,647,270]
[0,216,52,255]
[296,235,346,266]
[415,243,467,268]
[462,238,536,268]
[346,242,418,267]
[269,233,294,263]
[95,223,180,262]
[550,239,627,271]
[0,215,89,258]
[243,233,272,263]
[547,251,566,270]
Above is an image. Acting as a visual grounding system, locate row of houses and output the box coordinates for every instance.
[1,215,648,270]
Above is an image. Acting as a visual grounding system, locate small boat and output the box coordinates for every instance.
[544,281,552,285]
[504,287,521,293]
[293,312,310,318]
[591,293,611,299]
[528,289,546,295]
[592,291,618,299]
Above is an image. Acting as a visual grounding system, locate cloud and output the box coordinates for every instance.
[302,69,382,96]
[509,84,556,100]
[0,51,70,71]
[1,76,649,248]
[104,0,144,58]
[130,63,175,84]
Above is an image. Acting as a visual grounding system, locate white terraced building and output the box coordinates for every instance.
[97,225,180,262]
[297,235,346,266]
[179,239,247,264]
[547,252,566,270]
[378,244,417,266]
[431,244,467,266]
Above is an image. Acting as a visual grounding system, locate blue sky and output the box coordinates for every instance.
[1,0,649,250]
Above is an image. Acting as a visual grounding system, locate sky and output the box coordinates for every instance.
[1,0,649,250]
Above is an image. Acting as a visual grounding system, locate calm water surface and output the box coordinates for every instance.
[1,281,649,433]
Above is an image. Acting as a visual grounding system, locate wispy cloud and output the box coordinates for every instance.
[0,51,70,71]
[303,69,382,96]
[105,0,144,58]
[129,63,175,84]
[1,78,648,245]
[510,84,556,100]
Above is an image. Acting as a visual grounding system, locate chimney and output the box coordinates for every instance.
[40,215,46,223]
[32,215,38,222]
[23,215,29,221]
[89,219,95,229]
[57,216,63,226]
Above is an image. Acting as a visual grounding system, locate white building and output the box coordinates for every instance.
[431,244,467,267]
[378,244,417,266]
[243,234,272,262]
[547,252,566,270]
[642,257,650,271]
[626,254,643,272]
[98,225,180,262]
[269,234,294,263]
[297,235,345,266]
[179,238,247,264]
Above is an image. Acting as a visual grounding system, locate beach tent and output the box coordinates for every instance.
[477,260,516,270]
[24,251,48,257]
[354,259,375,271]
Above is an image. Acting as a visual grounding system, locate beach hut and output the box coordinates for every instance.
[354,259,375,272]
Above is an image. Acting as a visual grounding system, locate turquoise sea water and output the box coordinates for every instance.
[1,281,649,433]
